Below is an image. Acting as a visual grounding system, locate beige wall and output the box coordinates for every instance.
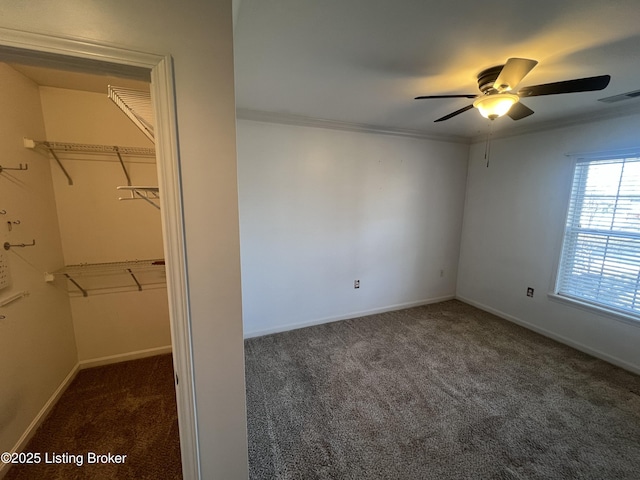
[70,289,171,361]
[0,64,77,460]
[0,1,248,477]
[40,87,162,264]
[39,86,171,361]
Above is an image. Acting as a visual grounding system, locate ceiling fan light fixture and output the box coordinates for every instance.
[473,93,519,119]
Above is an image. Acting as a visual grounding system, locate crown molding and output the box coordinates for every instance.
[237,101,640,147]
[236,108,471,144]
[469,101,640,144]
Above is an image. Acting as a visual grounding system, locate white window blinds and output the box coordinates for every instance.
[556,156,640,319]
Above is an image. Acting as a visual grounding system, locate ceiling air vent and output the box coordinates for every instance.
[598,89,640,103]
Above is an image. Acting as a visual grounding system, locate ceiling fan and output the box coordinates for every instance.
[415,58,611,122]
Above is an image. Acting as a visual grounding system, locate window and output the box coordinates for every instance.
[556,155,640,320]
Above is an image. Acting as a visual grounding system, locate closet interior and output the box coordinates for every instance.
[0,61,175,469]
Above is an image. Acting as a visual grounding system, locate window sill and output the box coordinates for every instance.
[547,293,640,328]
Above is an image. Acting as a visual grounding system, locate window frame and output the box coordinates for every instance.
[550,148,640,327]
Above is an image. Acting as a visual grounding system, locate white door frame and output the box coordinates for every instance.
[0,27,200,480]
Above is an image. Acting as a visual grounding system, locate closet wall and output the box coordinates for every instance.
[0,64,77,463]
[38,85,171,363]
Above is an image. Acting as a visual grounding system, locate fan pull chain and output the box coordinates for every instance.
[484,119,495,167]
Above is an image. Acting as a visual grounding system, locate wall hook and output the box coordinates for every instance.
[4,239,36,250]
[7,220,20,232]
[0,163,28,174]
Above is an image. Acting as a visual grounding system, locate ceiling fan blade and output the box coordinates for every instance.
[494,58,538,92]
[507,102,534,120]
[415,94,477,99]
[518,75,611,97]
[434,104,474,122]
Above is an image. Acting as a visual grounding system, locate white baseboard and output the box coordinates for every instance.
[456,295,640,376]
[244,295,455,339]
[0,363,80,479]
[79,345,172,369]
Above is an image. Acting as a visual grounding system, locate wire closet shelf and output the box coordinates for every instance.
[48,259,166,297]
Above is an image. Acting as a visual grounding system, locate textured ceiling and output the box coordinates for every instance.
[233,0,640,141]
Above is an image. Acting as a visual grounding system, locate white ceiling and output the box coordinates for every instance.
[9,63,150,94]
[233,0,640,141]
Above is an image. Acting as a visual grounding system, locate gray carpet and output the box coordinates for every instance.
[245,300,640,480]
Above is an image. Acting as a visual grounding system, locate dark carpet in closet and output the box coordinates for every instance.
[4,354,181,480]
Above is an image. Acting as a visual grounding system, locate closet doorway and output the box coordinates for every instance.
[0,31,198,478]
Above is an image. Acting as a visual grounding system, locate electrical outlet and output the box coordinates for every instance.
[527,287,534,297]
[354,279,360,289]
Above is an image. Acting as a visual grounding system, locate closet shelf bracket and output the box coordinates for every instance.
[115,147,131,186]
[128,268,143,291]
[117,186,160,210]
[64,273,88,297]
[49,148,73,185]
